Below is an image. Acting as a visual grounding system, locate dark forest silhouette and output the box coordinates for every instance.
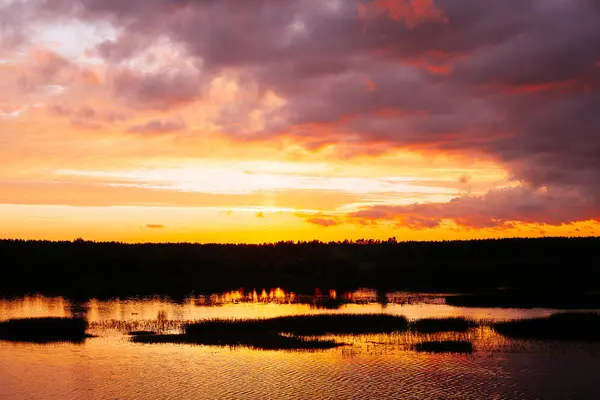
[0,237,599,299]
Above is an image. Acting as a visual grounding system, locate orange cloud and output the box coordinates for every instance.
[502,79,579,94]
[306,217,339,227]
[146,224,165,229]
[425,64,451,75]
[392,49,469,76]
[365,76,377,92]
[359,0,448,31]
[80,68,101,86]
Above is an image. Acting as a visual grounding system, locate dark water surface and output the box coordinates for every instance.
[1,290,599,399]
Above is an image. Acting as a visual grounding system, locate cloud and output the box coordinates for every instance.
[13,50,75,94]
[347,186,600,230]
[0,0,38,56]
[358,0,448,30]
[127,119,186,135]
[48,104,70,116]
[111,68,203,110]
[70,119,104,131]
[77,106,96,119]
[4,0,600,229]
[145,224,164,229]
[305,217,339,227]
[299,211,341,227]
[47,104,128,124]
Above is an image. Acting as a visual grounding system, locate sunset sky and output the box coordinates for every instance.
[1,0,599,243]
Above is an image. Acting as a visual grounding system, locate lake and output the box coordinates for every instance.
[1,289,599,399]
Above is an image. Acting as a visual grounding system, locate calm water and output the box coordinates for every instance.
[1,289,600,400]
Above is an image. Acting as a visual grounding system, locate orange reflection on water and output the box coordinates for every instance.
[202,288,298,305]
[1,291,563,328]
[0,295,71,321]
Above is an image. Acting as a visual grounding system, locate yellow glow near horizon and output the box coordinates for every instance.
[0,203,597,244]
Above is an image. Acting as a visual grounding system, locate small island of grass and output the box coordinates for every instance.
[492,312,600,341]
[0,317,89,343]
[410,317,476,333]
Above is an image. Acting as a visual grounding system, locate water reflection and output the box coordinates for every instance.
[0,296,71,320]
[0,288,580,325]
[2,291,600,399]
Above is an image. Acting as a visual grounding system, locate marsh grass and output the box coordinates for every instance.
[414,340,473,354]
[131,314,408,350]
[127,313,600,351]
[0,317,88,343]
[132,331,344,350]
[410,317,476,333]
[185,314,409,336]
[493,312,600,341]
[129,314,482,350]
[90,319,186,334]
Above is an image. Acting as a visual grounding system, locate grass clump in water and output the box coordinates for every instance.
[132,331,343,350]
[264,313,409,336]
[414,340,473,354]
[132,314,409,350]
[185,314,409,336]
[0,317,88,343]
[410,317,476,333]
[493,312,600,341]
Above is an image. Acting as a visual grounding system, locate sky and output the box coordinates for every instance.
[1,0,599,243]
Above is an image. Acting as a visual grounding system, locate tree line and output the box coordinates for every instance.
[0,237,598,299]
